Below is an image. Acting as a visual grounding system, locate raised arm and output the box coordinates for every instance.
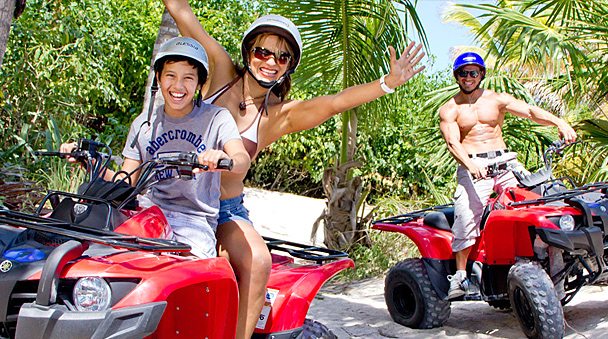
[277,42,425,134]
[162,0,237,88]
[500,93,577,143]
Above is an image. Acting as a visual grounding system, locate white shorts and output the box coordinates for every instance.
[452,152,528,252]
[163,210,217,259]
[138,195,217,259]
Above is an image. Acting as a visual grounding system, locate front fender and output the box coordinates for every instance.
[373,221,453,259]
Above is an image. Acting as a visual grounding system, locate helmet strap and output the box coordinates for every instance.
[245,66,294,115]
[247,66,276,88]
[130,76,158,148]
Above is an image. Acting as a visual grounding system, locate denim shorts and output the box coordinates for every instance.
[218,194,253,226]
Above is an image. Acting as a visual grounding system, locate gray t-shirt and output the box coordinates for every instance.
[123,103,240,229]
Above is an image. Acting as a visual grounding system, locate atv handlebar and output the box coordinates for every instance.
[543,140,582,170]
[155,152,233,171]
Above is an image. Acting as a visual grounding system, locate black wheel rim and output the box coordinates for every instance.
[393,282,416,319]
[513,286,535,332]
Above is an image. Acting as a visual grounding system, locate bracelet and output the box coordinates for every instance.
[379,74,395,94]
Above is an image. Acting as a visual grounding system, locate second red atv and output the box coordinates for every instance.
[0,139,353,339]
[372,141,608,339]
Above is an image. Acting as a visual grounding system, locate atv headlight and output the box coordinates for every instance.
[559,215,575,231]
[73,277,112,312]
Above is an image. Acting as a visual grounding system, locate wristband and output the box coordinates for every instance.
[379,74,395,94]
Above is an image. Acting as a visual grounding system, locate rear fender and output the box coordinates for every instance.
[254,257,354,334]
[373,221,453,259]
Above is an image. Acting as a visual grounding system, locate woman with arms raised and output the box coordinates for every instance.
[163,1,425,338]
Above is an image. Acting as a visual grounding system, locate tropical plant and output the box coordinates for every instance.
[417,0,608,188]
[0,0,164,176]
[269,0,427,250]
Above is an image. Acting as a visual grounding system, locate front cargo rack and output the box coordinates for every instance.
[0,209,190,252]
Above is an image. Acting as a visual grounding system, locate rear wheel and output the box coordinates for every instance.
[302,319,337,339]
[508,261,564,339]
[385,258,451,329]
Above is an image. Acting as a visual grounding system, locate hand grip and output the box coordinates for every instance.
[217,159,233,171]
[191,158,233,171]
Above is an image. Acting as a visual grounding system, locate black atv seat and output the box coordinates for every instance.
[514,168,552,188]
[423,207,454,231]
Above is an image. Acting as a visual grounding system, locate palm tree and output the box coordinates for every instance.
[420,1,608,187]
[142,8,180,116]
[0,0,27,66]
[270,0,427,249]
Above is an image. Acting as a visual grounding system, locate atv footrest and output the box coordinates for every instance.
[263,236,348,264]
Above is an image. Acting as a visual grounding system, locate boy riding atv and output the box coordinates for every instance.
[61,36,251,259]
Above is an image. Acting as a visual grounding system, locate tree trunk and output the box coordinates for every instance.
[312,158,372,251]
[0,0,16,67]
[142,7,180,116]
[313,106,373,251]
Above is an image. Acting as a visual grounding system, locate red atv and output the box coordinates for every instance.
[372,141,607,339]
[0,139,353,339]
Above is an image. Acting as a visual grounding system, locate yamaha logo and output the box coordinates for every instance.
[601,206,607,212]
[73,203,89,215]
[0,260,12,273]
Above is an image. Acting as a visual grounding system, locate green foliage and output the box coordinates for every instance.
[576,119,608,182]
[190,0,265,62]
[1,0,163,169]
[250,64,455,202]
[270,0,427,164]
[333,196,429,282]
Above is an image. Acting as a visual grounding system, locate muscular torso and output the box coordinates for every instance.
[451,89,508,154]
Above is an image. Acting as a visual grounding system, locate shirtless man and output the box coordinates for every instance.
[438,52,577,299]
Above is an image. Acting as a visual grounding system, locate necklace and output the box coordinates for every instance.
[239,96,265,110]
[239,86,266,110]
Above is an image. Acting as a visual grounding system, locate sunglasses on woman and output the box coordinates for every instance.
[252,47,292,65]
[456,69,481,78]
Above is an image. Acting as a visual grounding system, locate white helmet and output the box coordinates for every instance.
[154,37,209,84]
[241,14,303,72]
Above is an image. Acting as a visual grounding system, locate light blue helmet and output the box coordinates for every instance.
[154,37,209,85]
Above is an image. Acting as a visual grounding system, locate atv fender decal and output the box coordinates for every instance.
[256,288,279,330]
[0,260,12,272]
[4,248,46,262]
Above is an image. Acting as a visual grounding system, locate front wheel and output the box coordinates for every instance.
[385,258,451,329]
[508,261,564,339]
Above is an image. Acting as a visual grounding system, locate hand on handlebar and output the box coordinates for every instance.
[558,124,577,144]
[58,142,80,163]
[194,150,232,173]
[468,163,487,180]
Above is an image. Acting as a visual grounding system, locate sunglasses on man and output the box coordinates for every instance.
[456,69,481,78]
[252,47,292,65]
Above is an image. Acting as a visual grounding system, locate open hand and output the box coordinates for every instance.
[383,42,426,89]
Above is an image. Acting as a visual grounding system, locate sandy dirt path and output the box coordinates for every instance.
[243,188,608,339]
[307,277,608,339]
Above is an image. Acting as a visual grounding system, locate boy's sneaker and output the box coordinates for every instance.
[447,271,469,300]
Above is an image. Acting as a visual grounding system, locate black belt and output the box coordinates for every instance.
[468,149,510,159]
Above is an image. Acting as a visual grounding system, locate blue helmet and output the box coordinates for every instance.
[453,52,486,78]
